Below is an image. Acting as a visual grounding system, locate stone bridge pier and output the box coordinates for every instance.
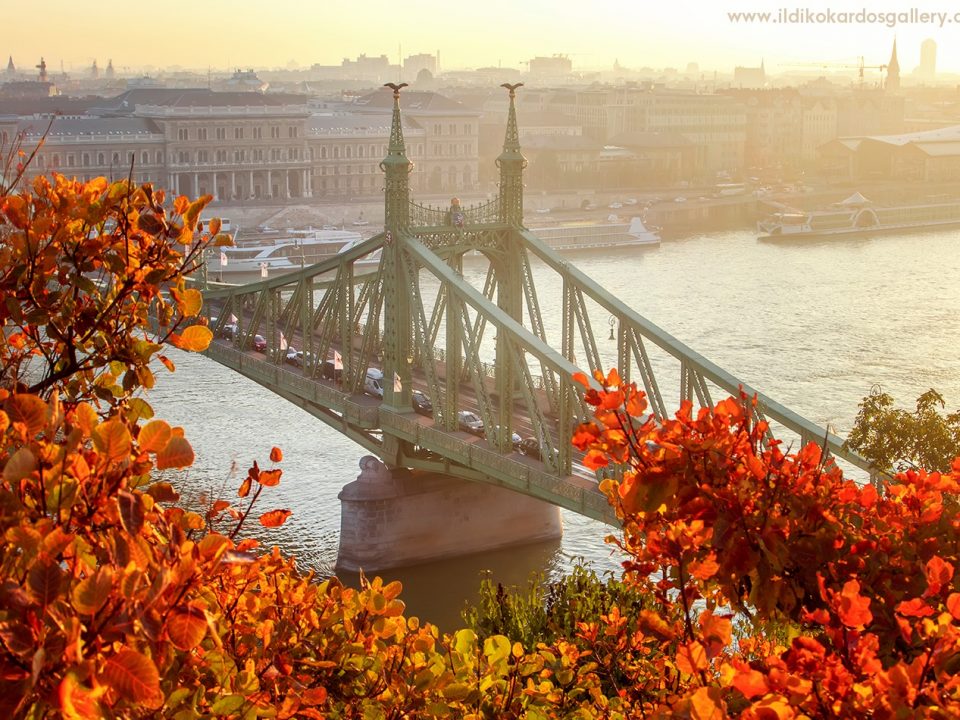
[336,456,562,572]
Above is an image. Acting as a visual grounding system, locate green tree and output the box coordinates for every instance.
[844,385,960,472]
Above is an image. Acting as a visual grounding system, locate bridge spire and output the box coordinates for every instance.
[379,83,413,423]
[381,82,411,230]
[497,83,526,225]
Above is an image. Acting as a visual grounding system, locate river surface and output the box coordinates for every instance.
[144,227,960,630]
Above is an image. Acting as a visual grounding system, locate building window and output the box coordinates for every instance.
[345,146,352,158]
[235,127,243,139]
[270,126,280,139]
[216,128,226,141]
[288,126,298,138]
[112,152,120,165]
[234,150,244,162]
[216,150,227,162]
[320,146,327,159]
[464,123,472,134]
[449,123,456,135]
[141,151,148,165]
[66,154,74,167]
[156,151,162,164]
[98,153,105,165]
[197,150,208,162]
[82,153,90,165]
[51,154,60,168]
[178,151,189,163]
[358,145,364,158]
[198,128,207,141]
[434,124,441,135]
[333,147,340,159]
[253,127,263,139]
[178,128,188,141]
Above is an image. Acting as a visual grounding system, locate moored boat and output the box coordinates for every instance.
[528,217,661,251]
[758,192,960,241]
[213,228,380,283]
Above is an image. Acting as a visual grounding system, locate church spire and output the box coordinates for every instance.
[887,38,900,91]
[6,56,14,75]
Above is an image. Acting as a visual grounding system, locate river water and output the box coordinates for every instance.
[145,227,960,629]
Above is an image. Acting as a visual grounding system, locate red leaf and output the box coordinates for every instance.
[27,560,62,607]
[101,649,162,708]
[897,598,935,618]
[269,446,283,462]
[166,606,207,651]
[583,450,609,470]
[259,509,292,528]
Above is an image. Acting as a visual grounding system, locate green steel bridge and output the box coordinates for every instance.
[200,84,871,526]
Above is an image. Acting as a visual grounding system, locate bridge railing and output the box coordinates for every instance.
[409,197,502,228]
[382,411,614,524]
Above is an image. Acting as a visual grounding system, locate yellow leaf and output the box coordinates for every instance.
[171,325,212,352]
[6,394,48,436]
[180,288,202,318]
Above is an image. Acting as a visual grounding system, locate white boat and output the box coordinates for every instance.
[758,193,960,241]
[529,217,661,251]
[213,228,380,283]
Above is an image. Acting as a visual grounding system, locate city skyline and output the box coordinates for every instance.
[5,0,960,77]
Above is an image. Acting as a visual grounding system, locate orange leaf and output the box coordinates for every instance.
[259,509,292,528]
[6,393,48,435]
[946,593,960,620]
[731,666,770,700]
[92,419,132,463]
[302,686,328,706]
[101,649,162,709]
[155,436,194,470]
[837,579,872,629]
[166,606,207,651]
[3,447,37,482]
[158,355,176,373]
[676,640,709,675]
[72,568,113,615]
[170,325,212,352]
[571,371,590,388]
[258,469,282,487]
[237,476,252,498]
[583,450,609,470]
[138,419,172,454]
[270,446,283,462]
[59,673,102,720]
[689,686,725,720]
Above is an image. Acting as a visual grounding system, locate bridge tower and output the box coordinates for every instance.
[379,82,413,433]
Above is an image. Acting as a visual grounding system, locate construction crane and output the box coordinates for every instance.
[782,56,887,87]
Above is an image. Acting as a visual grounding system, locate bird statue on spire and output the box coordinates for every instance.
[384,82,408,98]
[500,82,524,98]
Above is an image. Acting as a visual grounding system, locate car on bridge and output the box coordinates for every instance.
[457,410,484,436]
[364,368,384,398]
[411,390,432,416]
[491,425,522,449]
[518,438,558,463]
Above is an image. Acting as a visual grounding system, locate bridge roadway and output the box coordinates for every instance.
[203,336,616,525]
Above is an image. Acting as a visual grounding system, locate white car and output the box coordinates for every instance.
[608,202,623,209]
[457,410,484,436]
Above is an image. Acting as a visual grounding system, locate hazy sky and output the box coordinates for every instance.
[5,0,959,76]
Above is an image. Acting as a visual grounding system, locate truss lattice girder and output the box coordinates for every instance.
[517,229,869,471]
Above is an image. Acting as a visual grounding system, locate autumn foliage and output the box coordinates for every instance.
[1,172,959,718]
